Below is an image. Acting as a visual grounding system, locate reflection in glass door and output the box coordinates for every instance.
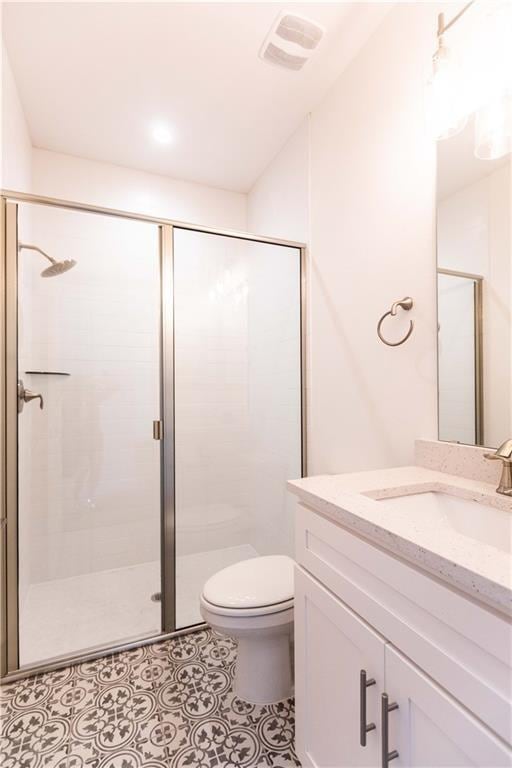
[437,269,483,446]
[15,201,163,666]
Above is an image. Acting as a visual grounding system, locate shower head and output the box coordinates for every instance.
[18,242,77,278]
[41,259,77,278]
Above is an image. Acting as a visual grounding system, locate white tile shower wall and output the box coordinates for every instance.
[174,229,252,559]
[173,231,302,565]
[18,204,161,583]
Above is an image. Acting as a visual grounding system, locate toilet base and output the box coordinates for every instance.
[200,599,294,705]
[234,628,293,704]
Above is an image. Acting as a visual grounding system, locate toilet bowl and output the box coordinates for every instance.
[200,555,294,704]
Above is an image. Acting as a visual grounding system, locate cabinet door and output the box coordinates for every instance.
[295,566,386,768]
[384,646,512,768]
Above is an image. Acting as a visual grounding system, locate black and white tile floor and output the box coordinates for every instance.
[0,629,301,768]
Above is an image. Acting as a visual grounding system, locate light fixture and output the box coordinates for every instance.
[427,0,512,161]
[150,122,173,145]
[426,35,468,140]
[474,91,512,159]
[425,9,473,140]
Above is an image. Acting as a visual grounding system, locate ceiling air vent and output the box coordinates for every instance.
[260,12,325,71]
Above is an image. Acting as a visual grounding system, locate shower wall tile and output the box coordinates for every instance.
[18,205,161,587]
[173,229,253,559]
[173,230,302,566]
[19,211,302,622]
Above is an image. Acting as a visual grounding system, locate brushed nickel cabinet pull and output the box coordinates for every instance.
[360,669,376,746]
[381,693,399,767]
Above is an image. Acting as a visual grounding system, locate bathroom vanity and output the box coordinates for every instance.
[289,441,512,768]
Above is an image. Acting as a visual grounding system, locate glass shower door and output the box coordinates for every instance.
[173,227,303,628]
[15,201,163,666]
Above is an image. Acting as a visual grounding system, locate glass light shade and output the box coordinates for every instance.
[474,92,512,159]
[426,42,468,140]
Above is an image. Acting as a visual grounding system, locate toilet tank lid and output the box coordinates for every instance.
[202,555,294,609]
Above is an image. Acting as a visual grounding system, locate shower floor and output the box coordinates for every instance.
[19,543,258,667]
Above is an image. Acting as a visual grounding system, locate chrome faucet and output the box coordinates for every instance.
[484,440,512,496]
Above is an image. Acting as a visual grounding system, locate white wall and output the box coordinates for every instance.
[309,2,438,474]
[248,119,310,244]
[438,161,511,447]
[1,44,32,191]
[32,148,247,231]
[248,2,439,477]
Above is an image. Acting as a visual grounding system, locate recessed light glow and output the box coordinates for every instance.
[151,122,173,145]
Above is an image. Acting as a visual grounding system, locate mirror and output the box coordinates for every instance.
[437,114,511,448]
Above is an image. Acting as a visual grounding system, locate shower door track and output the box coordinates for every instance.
[0,190,307,682]
[0,190,306,247]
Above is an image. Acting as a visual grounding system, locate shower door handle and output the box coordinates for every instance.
[18,380,44,412]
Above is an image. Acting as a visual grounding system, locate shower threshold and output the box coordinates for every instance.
[19,543,258,667]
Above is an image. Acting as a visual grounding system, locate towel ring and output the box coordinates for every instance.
[377,297,414,347]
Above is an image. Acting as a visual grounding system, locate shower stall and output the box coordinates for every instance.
[0,192,305,679]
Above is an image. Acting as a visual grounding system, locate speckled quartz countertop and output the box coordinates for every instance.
[288,464,512,616]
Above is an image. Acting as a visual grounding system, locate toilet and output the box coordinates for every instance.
[200,555,294,704]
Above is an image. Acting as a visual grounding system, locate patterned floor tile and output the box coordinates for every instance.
[0,629,301,768]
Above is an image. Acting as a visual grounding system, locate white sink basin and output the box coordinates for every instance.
[377,491,511,554]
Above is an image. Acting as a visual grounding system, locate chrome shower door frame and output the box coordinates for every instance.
[0,190,307,682]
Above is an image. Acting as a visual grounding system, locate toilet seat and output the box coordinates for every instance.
[201,555,294,615]
[201,595,294,618]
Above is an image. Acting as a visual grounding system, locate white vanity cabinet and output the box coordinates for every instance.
[385,646,509,768]
[294,503,512,768]
[295,567,385,767]
[295,568,385,768]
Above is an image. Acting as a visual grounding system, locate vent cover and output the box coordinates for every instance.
[260,12,325,71]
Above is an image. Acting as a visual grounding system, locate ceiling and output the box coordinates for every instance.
[2,2,391,192]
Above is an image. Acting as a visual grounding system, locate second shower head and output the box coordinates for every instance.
[18,242,77,278]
